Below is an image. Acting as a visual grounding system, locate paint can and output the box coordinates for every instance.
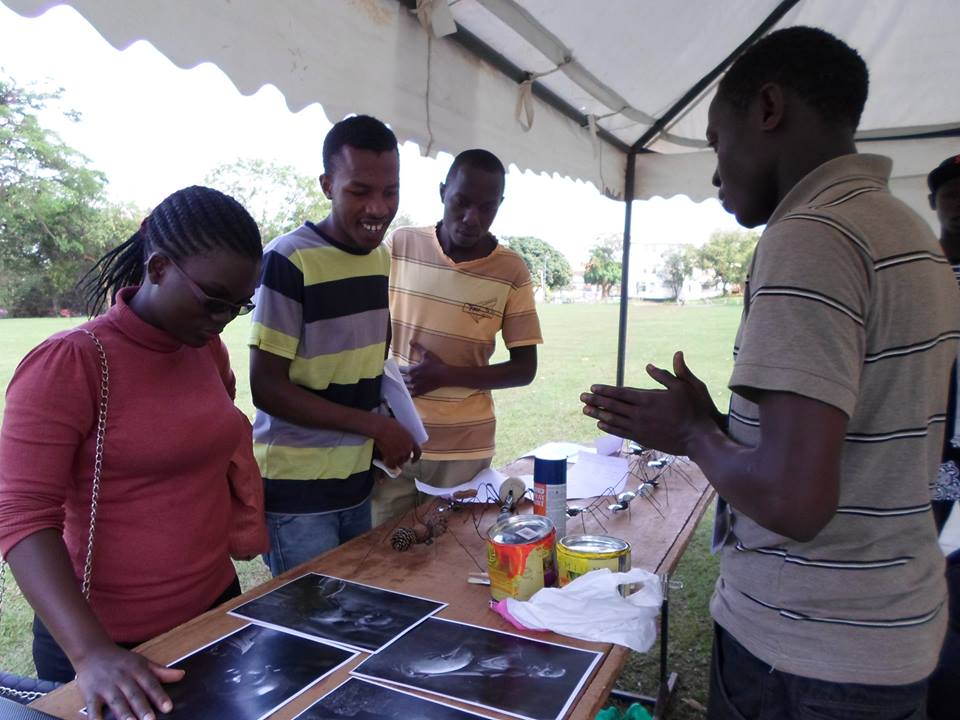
[557,534,632,594]
[486,514,557,601]
[533,453,567,539]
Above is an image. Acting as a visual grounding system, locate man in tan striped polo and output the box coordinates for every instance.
[582,27,957,719]
[372,150,542,525]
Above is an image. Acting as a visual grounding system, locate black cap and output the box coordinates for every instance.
[928,154,960,195]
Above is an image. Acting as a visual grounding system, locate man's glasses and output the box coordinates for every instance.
[165,257,255,317]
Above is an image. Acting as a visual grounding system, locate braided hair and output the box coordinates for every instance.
[79,185,262,316]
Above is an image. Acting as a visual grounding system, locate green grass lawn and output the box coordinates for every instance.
[0,301,738,717]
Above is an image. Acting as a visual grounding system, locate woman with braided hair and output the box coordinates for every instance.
[0,185,265,720]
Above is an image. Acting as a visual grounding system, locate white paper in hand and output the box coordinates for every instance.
[381,358,429,445]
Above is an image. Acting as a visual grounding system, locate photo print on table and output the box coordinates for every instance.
[293,677,493,720]
[229,572,446,653]
[353,617,602,720]
[89,623,355,720]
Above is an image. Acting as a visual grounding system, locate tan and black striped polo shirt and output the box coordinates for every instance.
[387,225,542,461]
[711,154,959,684]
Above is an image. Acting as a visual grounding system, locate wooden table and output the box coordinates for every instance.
[31,452,714,720]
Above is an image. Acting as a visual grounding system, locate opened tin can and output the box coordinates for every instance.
[557,534,631,594]
[486,515,557,601]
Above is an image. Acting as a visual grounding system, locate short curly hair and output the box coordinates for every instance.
[322,114,398,174]
[717,26,869,130]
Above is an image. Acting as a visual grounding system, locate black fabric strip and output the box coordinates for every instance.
[263,470,374,513]
[301,376,382,412]
[753,285,863,323]
[302,275,388,323]
[259,250,304,302]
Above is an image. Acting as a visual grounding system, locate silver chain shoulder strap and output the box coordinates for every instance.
[76,329,108,600]
[0,328,107,607]
[0,328,108,703]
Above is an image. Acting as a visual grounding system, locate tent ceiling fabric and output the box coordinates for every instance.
[4,0,958,216]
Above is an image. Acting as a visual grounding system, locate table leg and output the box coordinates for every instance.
[609,575,678,718]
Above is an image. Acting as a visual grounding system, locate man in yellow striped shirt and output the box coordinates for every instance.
[250,116,420,575]
[373,150,542,525]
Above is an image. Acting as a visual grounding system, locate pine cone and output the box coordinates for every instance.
[391,527,417,552]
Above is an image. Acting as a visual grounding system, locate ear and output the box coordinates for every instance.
[144,252,169,285]
[319,173,333,200]
[756,83,785,132]
[438,182,446,202]
[929,192,937,211]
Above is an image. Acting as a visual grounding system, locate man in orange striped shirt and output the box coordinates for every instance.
[373,149,542,524]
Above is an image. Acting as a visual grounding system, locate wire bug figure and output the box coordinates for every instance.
[621,454,667,516]
[566,493,611,533]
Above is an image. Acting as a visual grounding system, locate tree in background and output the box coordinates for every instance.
[0,74,135,317]
[503,235,572,294]
[388,211,415,236]
[697,229,758,295]
[205,158,332,242]
[658,246,697,301]
[583,234,623,298]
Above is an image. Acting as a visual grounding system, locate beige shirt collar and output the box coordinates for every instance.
[768,153,893,225]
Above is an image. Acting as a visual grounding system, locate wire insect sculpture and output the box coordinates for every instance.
[356,444,701,579]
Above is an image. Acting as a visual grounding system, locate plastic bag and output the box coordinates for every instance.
[491,568,662,653]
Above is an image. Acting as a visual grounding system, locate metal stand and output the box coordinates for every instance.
[609,575,679,719]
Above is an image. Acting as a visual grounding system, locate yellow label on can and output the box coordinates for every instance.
[557,541,630,587]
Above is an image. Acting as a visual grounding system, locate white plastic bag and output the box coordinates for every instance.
[491,568,662,653]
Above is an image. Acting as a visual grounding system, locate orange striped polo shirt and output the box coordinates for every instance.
[388,226,542,461]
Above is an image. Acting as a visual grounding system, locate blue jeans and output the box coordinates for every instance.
[262,496,371,577]
[707,624,928,720]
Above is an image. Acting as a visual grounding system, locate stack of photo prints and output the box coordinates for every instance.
[92,572,602,720]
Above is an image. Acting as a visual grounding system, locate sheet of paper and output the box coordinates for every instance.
[566,451,630,499]
[520,441,595,462]
[415,468,533,504]
[372,459,402,478]
[594,434,624,456]
[381,358,429,445]
[85,624,356,720]
[230,573,446,654]
[353,616,603,720]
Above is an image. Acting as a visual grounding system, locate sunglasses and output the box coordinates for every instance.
[165,257,255,317]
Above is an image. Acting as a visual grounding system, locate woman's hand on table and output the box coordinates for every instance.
[75,642,184,720]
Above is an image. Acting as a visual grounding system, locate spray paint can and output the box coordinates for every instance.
[534,453,567,539]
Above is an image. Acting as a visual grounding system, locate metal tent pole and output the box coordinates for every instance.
[615,151,636,387]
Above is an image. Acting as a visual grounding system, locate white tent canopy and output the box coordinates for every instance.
[4,0,959,382]
[3,0,958,219]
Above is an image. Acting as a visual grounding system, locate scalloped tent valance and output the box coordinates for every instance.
[3,0,957,223]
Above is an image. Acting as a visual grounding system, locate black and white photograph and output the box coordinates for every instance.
[229,573,446,653]
[293,677,493,720]
[96,623,355,720]
[352,617,602,720]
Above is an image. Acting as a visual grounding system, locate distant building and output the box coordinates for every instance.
[548,240,723,304]
[630,241,719,302]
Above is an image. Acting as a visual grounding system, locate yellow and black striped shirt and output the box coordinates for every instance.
[249,223,389,512]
